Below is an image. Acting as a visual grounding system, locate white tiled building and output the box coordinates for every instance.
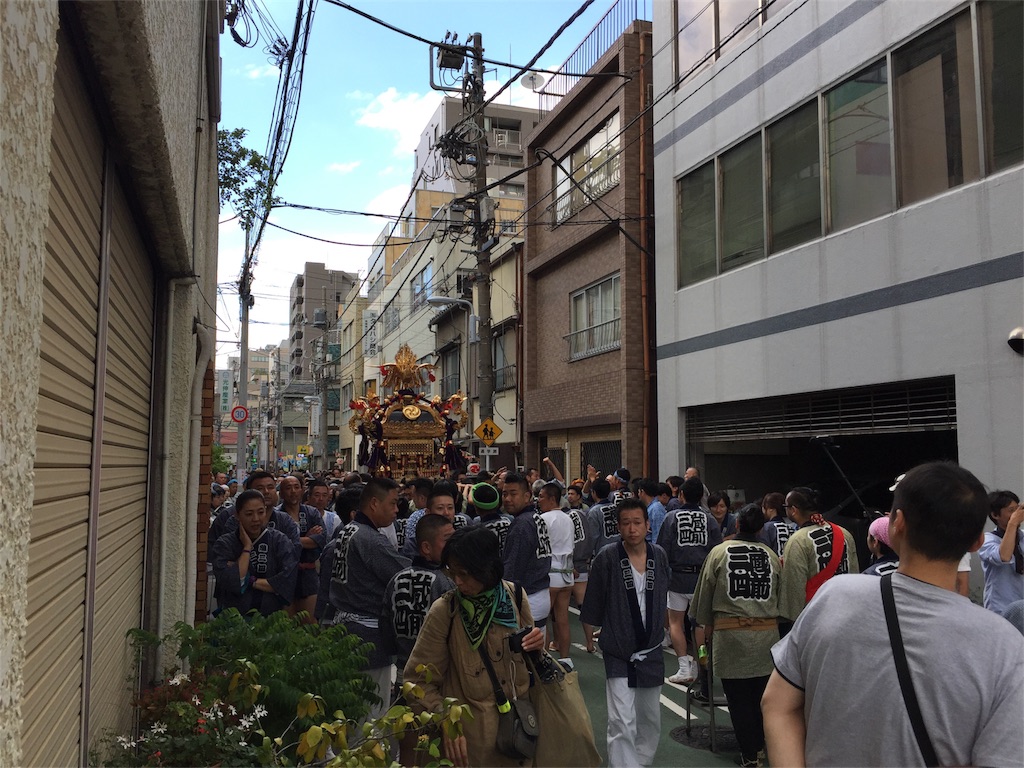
[652,0,1022,502]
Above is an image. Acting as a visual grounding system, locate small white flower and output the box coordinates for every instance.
[116,735,136,750]
[192,695,202,706]
[239,740,248,747]
[228,705,237,716]
[151,722,167,735]
[168,672,189,686]
[239,715,254,730]
[137,734,148,744]
[252,704,267,719]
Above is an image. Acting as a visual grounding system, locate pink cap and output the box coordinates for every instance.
[869,516,892,549]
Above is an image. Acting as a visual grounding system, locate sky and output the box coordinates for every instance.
[215,0,631,367]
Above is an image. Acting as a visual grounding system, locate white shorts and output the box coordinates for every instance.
[667,591,692,612]
[527,588,551,623]
[574,572,589,584]
[549,571,573,589]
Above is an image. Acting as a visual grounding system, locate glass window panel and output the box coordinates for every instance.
[677,0,716,81]
[827,60,893,231]
[769,101,822,252]
[719,0,760,57]
[765,0,795,21]
[979,1,1024,172]
[677,161,718,287]
[894,12,979,205]
[721,134,764,270]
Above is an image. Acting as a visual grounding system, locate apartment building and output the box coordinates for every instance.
[652,0,1022,503]
[523,10,656,481]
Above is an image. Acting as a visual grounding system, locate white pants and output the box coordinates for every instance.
[527,588,551,625]
[606,677,661,767]
[364,665,394,721]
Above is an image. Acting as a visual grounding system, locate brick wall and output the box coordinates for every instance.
[195,359,215,623]
[523,22,653,477]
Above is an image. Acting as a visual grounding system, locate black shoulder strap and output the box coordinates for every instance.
[478,645,511,710]
[881,574,939,767]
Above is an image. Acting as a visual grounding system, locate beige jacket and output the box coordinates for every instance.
[403,582,534,767]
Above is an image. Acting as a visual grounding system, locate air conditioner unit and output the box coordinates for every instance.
[313,308,328,329]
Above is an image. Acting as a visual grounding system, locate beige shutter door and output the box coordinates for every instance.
[23,30,102,766]
[88,177,155,739]
[24,26,156,763]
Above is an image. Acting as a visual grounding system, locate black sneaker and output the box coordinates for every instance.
[690,689,710,704]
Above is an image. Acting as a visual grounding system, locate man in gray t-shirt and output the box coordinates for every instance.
[763,462,1024,768]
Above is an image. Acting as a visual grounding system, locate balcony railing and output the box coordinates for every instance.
[565,317,621,360]
[554,157,621,222]
[539,0,650,113]
[440,373,460,399]
[494,364,517,391]
[490,128,522,149]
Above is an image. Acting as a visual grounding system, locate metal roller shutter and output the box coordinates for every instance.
[23,30,102,767]
[687,377,957,443]
[25,26,156,763]
[89,178,154,738]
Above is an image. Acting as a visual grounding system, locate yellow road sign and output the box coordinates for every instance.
[474,418,502,446]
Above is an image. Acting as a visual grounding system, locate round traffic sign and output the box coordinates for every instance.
[231,405,249,423]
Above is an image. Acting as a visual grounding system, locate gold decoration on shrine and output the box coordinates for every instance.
[381,343,435,392]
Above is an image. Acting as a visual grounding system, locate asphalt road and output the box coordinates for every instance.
[561,607,743,768]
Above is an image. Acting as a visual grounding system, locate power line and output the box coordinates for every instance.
[321,0,630,79]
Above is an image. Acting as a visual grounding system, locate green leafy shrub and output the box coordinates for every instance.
[173,609,375,737]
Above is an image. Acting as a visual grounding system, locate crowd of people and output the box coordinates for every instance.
[204,460,1023,767]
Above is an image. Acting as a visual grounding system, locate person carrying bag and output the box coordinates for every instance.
[523,649,601,767]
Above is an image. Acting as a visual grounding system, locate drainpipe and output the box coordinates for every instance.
[638,29,654,478]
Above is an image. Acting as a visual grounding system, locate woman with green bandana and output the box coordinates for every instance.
[404,526,545,767]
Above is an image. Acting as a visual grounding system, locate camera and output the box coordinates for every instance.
[507,627,531,654]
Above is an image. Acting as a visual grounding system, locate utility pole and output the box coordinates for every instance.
[237,227,251,483]
[469,32,495,424]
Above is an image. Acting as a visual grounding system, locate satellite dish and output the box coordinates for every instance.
[520,72,544,91]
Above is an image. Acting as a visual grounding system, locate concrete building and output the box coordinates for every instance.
[1,1,221,764]
[652,0,1022,505]
[523,11,656,482]
[333,283,369,471]
[277,264,358,468]
[354,97,541,471]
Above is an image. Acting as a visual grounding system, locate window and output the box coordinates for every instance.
[554,112,621,222]
[826,60,894,231]
[494,328,516,390]
[383,304,400,335]
[721,134,764,271]
[567,274,620,360]
[894,11,979,206]
[979,1,1024,172]
[410,263,433,311]
[769,101,821,253]
[675,0,775,83]
[364,379,377,399]
[499,218,519,235]
[341,382,353,412]
[418,356,433,397]
[440,348,460,398]
[677,161,717,288]
[498,183,524,197]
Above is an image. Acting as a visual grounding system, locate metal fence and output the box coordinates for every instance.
[565,317,621,360]
[539,0,651,113]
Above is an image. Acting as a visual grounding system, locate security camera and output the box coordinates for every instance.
[1009,327,1024,355]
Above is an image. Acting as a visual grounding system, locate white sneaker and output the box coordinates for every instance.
[667,655,696,684]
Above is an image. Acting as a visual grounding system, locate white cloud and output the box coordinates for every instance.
[326,161,361,175]
[245,63,280,79]
[355,88,442,157]
[366,184,415,218]
[345,89,374,101]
